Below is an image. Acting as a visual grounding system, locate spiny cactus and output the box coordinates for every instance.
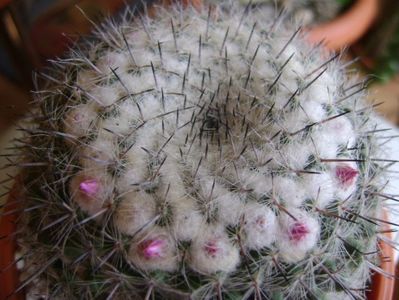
[4,1,394,299]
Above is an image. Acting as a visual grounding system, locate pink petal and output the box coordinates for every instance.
[336,165,358,187]
[79,179,100,197]
[139,239,166,259]
[204,240,220,258]
[255,216,266,228]
[289,222,309,242]
[73,113,83,122]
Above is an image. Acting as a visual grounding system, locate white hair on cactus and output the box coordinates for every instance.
[120,71,156,99]
[69,171,113,216]
[242,202,277,249]
[115,126,160,191]
[280,110,308,133]
[284,46,306,77]
[76,69,99,90]
[247,144,278,170]
[128,228,179,272]
[280,140,313,170]
[215,192,245,225]
[99,100,144,136]
[239,169,273,197]
[277,209,320,263]
[303,172,335,209]
[96,51,130,73]
[114,190,157,235]
[118,100,141,121]
[139,94,165,121]
[299,100,327,123]
[190,225,240,274]
[324,116,356,149]
[90,84,121,107]
[80,136,118,170]
[117,166,148,194]
[63,103,98,138]
[306,72,336,105]
[311,127,340,159]
[99,114,130,137]
[172,200,203,240]
[273,176,306,207]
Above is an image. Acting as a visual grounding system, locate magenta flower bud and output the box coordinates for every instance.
[79,179,100,197]
[289,222,309,242]
[335,165,358,187]
[204,240,220,258]
[255,216,267,228]
[139,239,166,259]
[73,113,83,122]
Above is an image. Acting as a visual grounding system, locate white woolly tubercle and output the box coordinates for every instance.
[190,226,240,274]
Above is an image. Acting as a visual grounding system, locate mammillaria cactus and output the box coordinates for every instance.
[3,1,393,299]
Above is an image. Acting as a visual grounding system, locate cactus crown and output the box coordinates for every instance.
[6,1,390,299]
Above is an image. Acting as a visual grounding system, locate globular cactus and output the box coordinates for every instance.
[7,1,392,299]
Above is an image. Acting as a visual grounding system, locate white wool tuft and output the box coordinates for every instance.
[311,127,339,159]
[277,209,320,263]
[215,192,245,225]
[96,51,131,73]
[63,103,98,138]
[300,100,327,123]
[273,176,306,207]
[114,191,157,236]
[189,225,240,274]
[172,200,204,240]
[90,84,121,107]
[242,202,277,249]
[324,116,356,148]
[306,72,336,105]
[80,137,117,170]
[239,169,273,197]
[303,172,336,209]
[280,141,313,170]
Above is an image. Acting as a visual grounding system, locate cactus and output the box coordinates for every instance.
[5,1,393,299]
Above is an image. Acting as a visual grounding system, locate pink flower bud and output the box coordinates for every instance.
[79,179,100,197]
[139,239,166,259]
[255,216,267,228]
[73,113,83,122]
[289,222,309,242]
[335,165,358,187]
[204,240,220,258]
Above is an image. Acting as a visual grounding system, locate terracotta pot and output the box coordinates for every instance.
[0,186,395,300]
[306,0,378,52]
[0,184,24,300]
